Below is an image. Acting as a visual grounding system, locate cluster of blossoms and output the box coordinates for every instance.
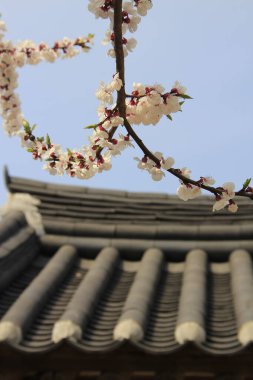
[126,81,188,126]
[88,0,152,57]
[96,72,123,105]
[20,119,134,179]
[177,174,238,213]
[177,170,215,202]
[95,73,189,126]
[133,150,239,213]
[0,19,93,135]
[0,16,135,179]
[135,152,174,181]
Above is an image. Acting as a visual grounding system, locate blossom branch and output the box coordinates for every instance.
[124,118,253,200]
[94,1,127,159]
[112,1,221,196]
[112,1,253,208]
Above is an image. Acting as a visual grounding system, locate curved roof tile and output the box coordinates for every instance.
[1,171,253,356]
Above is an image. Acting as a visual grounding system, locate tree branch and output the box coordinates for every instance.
[112,1,253,201]
[96,0,125,159]
[114,0,126,116]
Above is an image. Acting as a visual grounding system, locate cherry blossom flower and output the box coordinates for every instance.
[108,73,123,91]
[213,182,236,212]
[181,167,191,178]
[222,182,235,199]
[96,151,112,172]
[161,157,175,170]
[88,0,113,19]
[200,176,216,186]
[122,2,141,33]
[177,184,201,201]
[150,166,164,181]
[134,0,153,16]
[160,95,181,115]
[171,81,187,95]
[102,115,124,129]
[135,152,174,182]
[134,155,152,170]
[96,82,114,104]
[228,201,238,213]
[212,197,228,212]
[96,73,122,104]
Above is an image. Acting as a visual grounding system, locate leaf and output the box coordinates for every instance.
[178,101,185,112]
[178,94,193,99]
[84,124,98,129]
[22,120,31,134]
[37,136,44,143]
[46,134,51,147]
[27,148,34,153]
[67,148,72,156]
[31,124,37,131]
[243,178,251,190]
[166,114,173,121]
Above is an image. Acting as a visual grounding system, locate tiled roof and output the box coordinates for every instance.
[1,170,253,356]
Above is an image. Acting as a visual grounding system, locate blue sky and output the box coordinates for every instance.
[0,0,253,203]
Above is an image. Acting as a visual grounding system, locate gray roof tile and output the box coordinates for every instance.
[0,245,77,344]
[2,172,253,356]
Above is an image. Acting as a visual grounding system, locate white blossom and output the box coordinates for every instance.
[213,182,237,212]
[96,73,123,104]
[228,202,238,213]
[95,151,112,172]
[96,82,114,104]
[201,176,215,186]
[213,198,228,212]
[43,161,65,176]
[172,80,187,95]
[125,38,137,53]
[222,182,235,199]
[88,0,113,19]
[153,151,163,160]
[177,184,201,201]
[126,102,142,125]
[135,0,153,16]
[150,166,164,181]
[40,47,58,63]
[134,156,152,170]
[135,152,174,182]
[122,2,141,33]
[117,134,134,149]
[161,95,181,114]
[108,73,123,92]
[0,20,7,32]
[102,116,124,129]
[102,30,112,46]
[132,82,146,95]
[17,131,34,149]
[93,126,109,139]
[181,167,191,178]
[107,48,116,58]
[161,157,175,170]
